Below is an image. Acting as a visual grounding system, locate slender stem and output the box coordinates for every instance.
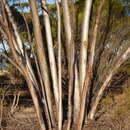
[41,0,59,111]
[56,1,63,130]
[79,0,93,90]
[77,0,105,129]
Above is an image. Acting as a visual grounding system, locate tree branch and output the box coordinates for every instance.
[89,47,130,120]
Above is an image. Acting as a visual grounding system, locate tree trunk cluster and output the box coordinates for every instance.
[0,0,130,130]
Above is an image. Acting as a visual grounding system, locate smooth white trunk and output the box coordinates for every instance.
[79,0,93,90]
[62,1,75,130]
[62,0,72,62]
[74,63,80,122]
[29,0,55,127]
[56,1,63,130]
[42,0,59,107]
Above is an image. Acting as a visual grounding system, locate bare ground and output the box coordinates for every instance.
[1,87,130,130]
[1,106,40,130]
[1,103,130,130]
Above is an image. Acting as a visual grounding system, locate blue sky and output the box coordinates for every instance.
[47,0,55,4]
[9,0,56,5]
[0,42,9,52]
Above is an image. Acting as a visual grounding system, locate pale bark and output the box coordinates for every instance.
[25,52,40,92]
[79,0,93,90]
[62,0,72,64]
[18,0,41,96]
[33,53,52,129]
[7,21,46,130]
[3,0,24,55]
[0,12,46,130]
[0,2,21,54]
[1,1,53,129]
[1,0,129,129]
[68,4,81,122]
[25,75,46,130]
[74,62,80,123]
[77,1,104,129]
[83,0,105,116]
[56,1,63,130]
[1,13,23,73]
[62,0,75,129]
[67,46,75,130]
[29,0,55,127]
[89,48,130,120]
[41,0,59,110]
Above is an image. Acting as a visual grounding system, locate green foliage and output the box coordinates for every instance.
[100,85,130,120]
[75,0,85,25]
[111,0,125,18]
[103,87,130,119]
[102,96,114,105]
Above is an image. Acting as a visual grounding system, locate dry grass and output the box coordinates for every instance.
[0,106,40,130]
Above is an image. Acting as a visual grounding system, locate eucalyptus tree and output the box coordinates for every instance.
[0,0,130,130]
